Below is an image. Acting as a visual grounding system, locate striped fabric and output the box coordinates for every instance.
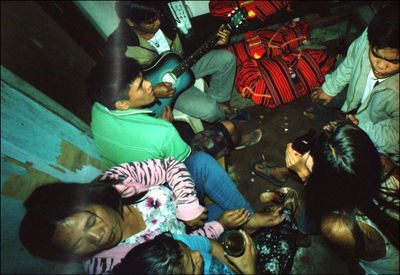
[235,49,335,108]
[226,20,310,65]
[209,0,292,21]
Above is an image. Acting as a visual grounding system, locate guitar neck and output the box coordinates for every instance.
[172,31,223,77]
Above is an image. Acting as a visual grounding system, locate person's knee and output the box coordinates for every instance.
[214,50,236,69]
[186,151,216,168]
[202,104,225,123]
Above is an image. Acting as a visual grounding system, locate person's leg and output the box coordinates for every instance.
[190,49,236,104]
[174,85,226,122]
[219,121,262,149]
[184,152,254,219]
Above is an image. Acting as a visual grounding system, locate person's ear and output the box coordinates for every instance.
[115,100,130,110]
[125,18,135,28]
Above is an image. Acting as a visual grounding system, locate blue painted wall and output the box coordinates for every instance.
[1,66,106,274]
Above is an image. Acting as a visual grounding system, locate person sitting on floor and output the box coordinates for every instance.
[305,3,399,164]
[88,55,261,168]
[105,1,249,123]
[113,187,302,274]
[286,121,399,274]
[19,157,286,274]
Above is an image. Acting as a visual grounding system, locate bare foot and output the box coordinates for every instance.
[254,162,289,182]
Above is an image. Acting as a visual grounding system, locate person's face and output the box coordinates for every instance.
[116,74,155,110]
[131,15,161,35]
[51,204,124,257]
[178,241,204,274]
[369,46,399,79]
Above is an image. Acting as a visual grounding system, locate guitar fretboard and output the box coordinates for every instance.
[172,34,220,77]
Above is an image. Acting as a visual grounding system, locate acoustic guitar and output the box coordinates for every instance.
[143,8,247,117]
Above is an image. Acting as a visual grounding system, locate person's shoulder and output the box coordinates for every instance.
[107,21,140,47]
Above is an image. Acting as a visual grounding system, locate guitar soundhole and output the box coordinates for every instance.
[162,73,177,84]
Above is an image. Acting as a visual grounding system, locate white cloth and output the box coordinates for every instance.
[360,70,386,103]
[148,29,171,54]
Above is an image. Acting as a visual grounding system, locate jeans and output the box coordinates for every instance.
[184,152,253,222]
[174,49,237,123]
[312,88,347,123]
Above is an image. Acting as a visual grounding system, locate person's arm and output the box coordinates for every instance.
[285,143,313,182]
[209,239,241,274]
[101,157,204,221]
[322,29,368,97]
[224,230,258,274]
[357,109,399,159]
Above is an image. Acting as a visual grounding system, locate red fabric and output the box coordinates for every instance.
[226,20,311,65]
[235,49,336,108]
[209,0,292,21]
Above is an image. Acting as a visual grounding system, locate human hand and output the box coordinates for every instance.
[157,106,173,122]
[285,143,312,182]
[217,209,251,230]
[224,230,257,274]
[153,82,175,98]
[348,114,359,126]
[184,208,208,230]
[215,25,231,46]
[323,121,338,131]
[310,86,334,106]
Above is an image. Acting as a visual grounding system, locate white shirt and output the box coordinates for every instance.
[148,29,171,54]
[361,70,386,103]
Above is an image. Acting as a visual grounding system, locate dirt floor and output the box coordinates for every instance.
[226,91,351,274]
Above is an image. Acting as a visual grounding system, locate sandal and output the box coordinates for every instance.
[259,187,299,214]
[251,160,287,187]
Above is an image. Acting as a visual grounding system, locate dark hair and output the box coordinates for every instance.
[112,233,184,274]
[87,56,141,110]
[304,121,383,219]
[115,1,164,24]
[367,2,399,50]
[19,179,146,262]
[304,121,399,249]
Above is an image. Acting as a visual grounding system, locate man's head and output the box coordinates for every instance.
[367,3,399,79]
[115,1,164,35]
[88,57,155,110]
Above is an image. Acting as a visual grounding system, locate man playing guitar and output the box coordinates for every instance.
[105,1,250,123]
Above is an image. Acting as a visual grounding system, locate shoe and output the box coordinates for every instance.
[234,129,262,150]
[251,160,287,186]
[228,108,250,122]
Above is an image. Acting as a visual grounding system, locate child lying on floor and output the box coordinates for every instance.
[113,188,302,274]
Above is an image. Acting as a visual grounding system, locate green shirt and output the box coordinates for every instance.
[91,102,191,168]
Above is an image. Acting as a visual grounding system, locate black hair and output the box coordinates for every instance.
[112,232,184,274]
[304,121,398,250]
[367,2,399,50]
[304,121,382,218]
[87,55,141,110]
[19,179,146,262]
[115,1,164,25]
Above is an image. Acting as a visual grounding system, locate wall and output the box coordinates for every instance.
[74,0,119,39]
[73,1,212,40]
[1,66,106,274]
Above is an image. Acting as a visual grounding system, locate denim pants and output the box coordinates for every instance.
[174,49,237,123]
[184,152,254,222]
